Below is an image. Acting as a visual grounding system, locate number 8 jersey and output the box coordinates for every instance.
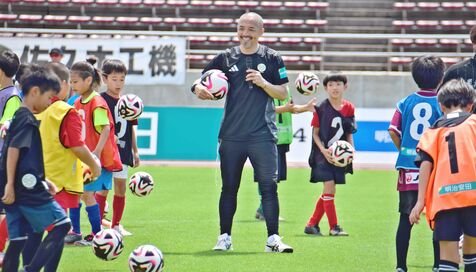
[392,92,442,170]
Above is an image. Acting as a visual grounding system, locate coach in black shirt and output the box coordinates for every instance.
[192,12,293,253]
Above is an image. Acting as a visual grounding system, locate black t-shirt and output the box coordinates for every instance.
[203,45,289,142]
[441,56,476,89]
[101,92,135,166]
[0,107,52,206]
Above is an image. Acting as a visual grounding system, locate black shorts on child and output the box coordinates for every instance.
[434,206,476,241]
[399,190,418,214]
[310,162,347,184]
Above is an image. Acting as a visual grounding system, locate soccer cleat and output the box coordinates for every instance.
[74,234,94,246]
[265,234,293,253]
[304,225,323,236]
[396,269,406,272]
[329,225,349,236]
[64,232,82,244]
[113,225,132,236]
[213,233,232,251]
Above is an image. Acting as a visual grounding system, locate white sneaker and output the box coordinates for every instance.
[113,225,132,236]
[265,234,293,253]
[213,233,232,251]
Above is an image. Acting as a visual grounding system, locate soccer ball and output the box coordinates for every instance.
[117,94,144,121]
[200,69,229,100]
[128,245,164,272]
[295,72,320,95]
[329,140,355,167]
[92,229,124,261]
[129,171,154,197]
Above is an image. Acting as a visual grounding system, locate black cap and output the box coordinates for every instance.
[49,48,63,55]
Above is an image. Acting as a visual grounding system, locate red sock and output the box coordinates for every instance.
[322,194,338,229]
[0,217,8,252]
[112,195,126,228]
[307,195,325,226]
[95,193,108,220]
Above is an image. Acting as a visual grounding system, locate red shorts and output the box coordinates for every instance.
[54,190,80,209]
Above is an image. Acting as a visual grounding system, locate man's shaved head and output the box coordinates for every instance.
[238,12,264,29]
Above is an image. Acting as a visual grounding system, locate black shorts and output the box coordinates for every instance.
[434,206,476,241]
[310,163,347,184]
[254,144,289,183]
[399,190,418,214]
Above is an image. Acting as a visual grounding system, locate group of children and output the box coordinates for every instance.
[0,50,140,271]
[303,55,476,271]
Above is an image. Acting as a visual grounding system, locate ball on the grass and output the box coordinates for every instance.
[92,229,124,261]
[129,171,154,197]
[128,244,164,272]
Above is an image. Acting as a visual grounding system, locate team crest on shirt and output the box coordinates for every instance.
[257,63,266,73]
[22,173,37,189]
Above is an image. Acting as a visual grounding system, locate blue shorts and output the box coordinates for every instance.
[434,206,476,241]
[84,168,113,192]
[5,201,68,240]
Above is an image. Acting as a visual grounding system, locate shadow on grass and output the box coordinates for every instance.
[408,264,434,269]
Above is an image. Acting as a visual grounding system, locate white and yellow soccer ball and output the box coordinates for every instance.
[128,244,164,272]
[200,69,229,100]
[329,140,355,167]
[295,72,320,95]
[92,229,124,261]
[117,94,144,121]
[129,171,154,197]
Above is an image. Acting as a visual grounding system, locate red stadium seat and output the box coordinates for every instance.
[303,38,323,45]
[261,1,282,9]
[166,0,188,7]
[415,38,438,46]
[467,2,476,10]
[284,1,306,9]
[24,0,44,3]
[206,55,215,61]
[390,57,412,65]
[441,57,461,66]
[237,1,258,8]
[187,18,210,25]
[282,19,304,26]
[19,14,42,22]
[439,39,460,47]
[96,0,118,5]
[188,36,207,43]
[305,19,327,27]
[301,56,322,64]
[140,17,162,24]
[307,2,329,9]
[65,34,88,38]
[263,19,281,27]
[391,38,413,46]
[0,14,17,21]
[440,20,464,28]
[120,0,143,5]
[393,20,414,28]
[416,20,439,28]
[259,37,279,44]
[163,17,186,25]
[71,0,94,4]
[92,16,115,23]
[44,15,67,23]
[187,55,206,61]
[441,2,464,10]
[208,36,231,43]
[282,56,300,63]
[68,15,91,23]
[417,2,440,10]
[143,0,165,6]
[190,0,211,7]
[280,37,302,44]
[393,2,416,10]
[213,1,235,8]
[466,20,476,26]
[116,16,139,24]
[48,0,70,4]
[211,18,234,25]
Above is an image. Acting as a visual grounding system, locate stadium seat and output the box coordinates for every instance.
[439,39,460,47]
[188,36,207,43]
[467,2,476,10]
[166,0,188,7]
[96,0,118,5]
[303,37,323,45]
[48,0,70,4]
[301,56,322,64]
[44,15,67,23]
[205,55,215,60]
[68,15,91,23]
[213,1,235,8]
[92,16,115,23]
[263,19,281,27]
[261,1,282,9]
[390,57,412,65]
[415,20,438,28]
[71,0,94,4]
[190,0,211,7]
[282,19,304,26]
[116,16,139,24]
[16,33,40,38]
[393,2,416,10]
[187,54,206,61]
[163,17,186,25]
[466,20,476,26]
[440,20,464,28]
[24,0,45,3]
[305,19,327,27]
[284,1,306,9]
[441,57,460,66]
[237,1,258,8]
[0,33,14,37]
[65,34,88,38]
[119,0,143,5]
[259,37,279,44]
[414,38,438,46]
[282,56,300,63]
[143,0,165,6]
[441,2,464,10]
[391,38,413,46]
[393,20,414,28]
[19,14,42,22]
[417,2,440,10]
[280,37,302,44]
[187,18,210,25]
[307,2,329,9]
[208,36,231,44]
[0,14,17,21]
[211,18,234,25]
[140,17,162,24]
